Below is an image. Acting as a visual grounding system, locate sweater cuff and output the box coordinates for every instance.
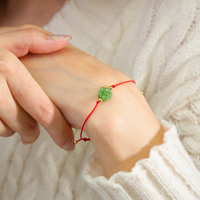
[82,120,200,199]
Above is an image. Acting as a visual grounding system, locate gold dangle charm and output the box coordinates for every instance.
[73,140,77,145]
[141,90,145,95]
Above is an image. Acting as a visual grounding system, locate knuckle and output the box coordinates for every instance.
[26,28,37,37]
[0,95,8,112]
[20,24,37,30]
[37,102,55,125]
[0,61,14,76]
[0,130,15,137]
[0,49,15,76]
[0,119,15,137]
[13,78,32,100]
[21,28,38,40]
[14,42,28,52]
[27,120,38,132]
[22,125,40,144]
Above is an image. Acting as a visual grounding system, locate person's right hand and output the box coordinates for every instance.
[0,25,74,150]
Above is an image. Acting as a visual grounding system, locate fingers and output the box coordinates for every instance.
[0,48,74,149]
[0,26,72,57]
[0,118,15,137]
[0,24,51,35]
[0,77,40,143]
[0,24,74,149]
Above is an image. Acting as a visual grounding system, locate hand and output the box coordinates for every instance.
[0,25,74,151]
[21,44,164,177]
[21,44,128,129]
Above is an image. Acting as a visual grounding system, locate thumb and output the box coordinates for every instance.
[0,28,72,57]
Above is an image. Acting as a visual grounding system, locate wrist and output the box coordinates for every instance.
[85,82,164,178]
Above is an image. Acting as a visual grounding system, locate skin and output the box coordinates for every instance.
[0,0,66,27]
[0,25,74,150]
[20,45,165,178]
[0,0,165,177]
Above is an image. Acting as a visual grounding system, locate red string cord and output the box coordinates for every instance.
[111,80,135,88]
[74,80,136,144]
[75,100,101,143]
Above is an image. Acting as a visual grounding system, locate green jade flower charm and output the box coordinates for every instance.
[98,87,112,101]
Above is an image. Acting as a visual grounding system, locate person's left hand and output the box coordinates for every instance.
[20,44,164,177]
[21,44,129,131]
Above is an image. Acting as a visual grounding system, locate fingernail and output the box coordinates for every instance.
[48,34,72,41]
[63,136,75,151]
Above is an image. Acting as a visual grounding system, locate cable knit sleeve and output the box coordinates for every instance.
[83,120,200,199]
[82,0,200,199]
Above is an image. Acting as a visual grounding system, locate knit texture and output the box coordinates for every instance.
[0,0,200,199]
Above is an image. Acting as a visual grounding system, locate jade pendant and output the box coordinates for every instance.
[98,87,112,101]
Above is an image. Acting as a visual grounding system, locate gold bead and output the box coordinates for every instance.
[141,90,145,95]
[98,98,103,102]
[73,140,77,145]
[109,86,113,90]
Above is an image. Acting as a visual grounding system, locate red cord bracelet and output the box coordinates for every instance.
[74,80,144,144]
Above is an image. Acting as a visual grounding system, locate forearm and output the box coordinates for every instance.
[20,44,164,177]
[85,81,164,178]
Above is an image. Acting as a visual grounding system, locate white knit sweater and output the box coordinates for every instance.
[1,0,200,199]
